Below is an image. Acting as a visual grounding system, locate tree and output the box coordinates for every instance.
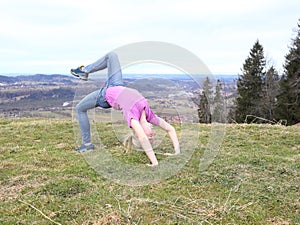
[235,40,266,123]
[212,79,226,123]
[193,77,212,123]
[262,66,280,121]
[197,92,211,123]
[275,19,300,125]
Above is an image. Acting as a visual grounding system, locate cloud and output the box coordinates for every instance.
[0,0,299,74]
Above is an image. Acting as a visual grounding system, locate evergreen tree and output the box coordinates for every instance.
[236,40,266,123]
[193,77,212,123]
[275,20,300,125]
[197,92,211,123]
[212,79,226,123]
[203,76,213,102]
[201,77,213,123]
[263,66,280,121]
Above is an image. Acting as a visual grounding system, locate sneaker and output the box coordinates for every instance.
[71,66,89,81]
[76,143,95,152]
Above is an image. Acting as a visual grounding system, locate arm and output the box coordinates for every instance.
[157,117,180,155]
[131,119,158,166]
[139,110,156,144]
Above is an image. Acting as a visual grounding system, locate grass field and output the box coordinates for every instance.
[0,118,299,224]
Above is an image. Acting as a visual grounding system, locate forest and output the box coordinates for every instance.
[195,19,300,126]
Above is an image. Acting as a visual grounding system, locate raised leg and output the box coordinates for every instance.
[84,52,124,87]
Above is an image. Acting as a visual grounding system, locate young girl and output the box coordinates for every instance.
[71,52,180,166]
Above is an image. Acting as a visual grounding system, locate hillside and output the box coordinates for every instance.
[0,74,207,120]
[0,74,237,122]
[0,118,299,224]
[0,74,78,84]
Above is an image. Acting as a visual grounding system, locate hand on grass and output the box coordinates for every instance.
[164,147,180,156]
[164,152,180,156]
[147,163,158,167]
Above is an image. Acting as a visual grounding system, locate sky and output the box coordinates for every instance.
[0,0,299,75]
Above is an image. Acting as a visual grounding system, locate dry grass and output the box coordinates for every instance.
[0,118,299,224]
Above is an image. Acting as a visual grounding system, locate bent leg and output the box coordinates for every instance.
[76,90,99,144]
[84,52,123,86]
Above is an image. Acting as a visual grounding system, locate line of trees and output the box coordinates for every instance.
[195,19,300,126]
[234,40,280,123]
[193,77,227,124]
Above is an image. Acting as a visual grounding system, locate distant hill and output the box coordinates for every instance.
[0,74,237,83]
[0,74,77,84]
[126,77,177,92]
[0,73,238,118]
[0,75,16,83]
[0,74,80,117]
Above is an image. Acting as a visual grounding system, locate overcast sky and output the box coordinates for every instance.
[0,0,299,75]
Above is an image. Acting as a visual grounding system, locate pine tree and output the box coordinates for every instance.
[193,77,212,123]
[201,77,213,123]
[262,66,280,121]
[203,76,213,102]
[212,79,226,123]
[236,40,266,123]
[197,92,211,123]
[275,20,300,125]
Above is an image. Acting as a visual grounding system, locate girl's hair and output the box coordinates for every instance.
[123,130,154,150]
[132,134,142,148]
[123,133,142,150]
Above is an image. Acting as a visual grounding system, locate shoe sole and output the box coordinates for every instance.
[70,70,79,77]
[71,71,88,81]
[76,147,94,152]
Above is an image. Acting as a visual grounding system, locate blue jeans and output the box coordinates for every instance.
[76,52,124,144]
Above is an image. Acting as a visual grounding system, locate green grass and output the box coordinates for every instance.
[0,118,299,224]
